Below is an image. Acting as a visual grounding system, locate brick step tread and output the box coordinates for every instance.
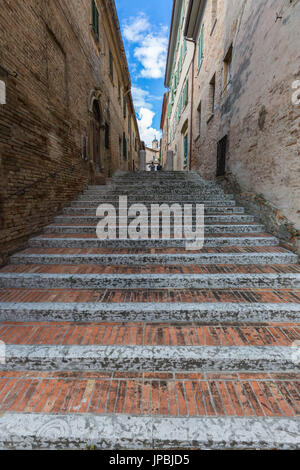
[0,322,299,346]
[2,264,300,274]
[13,246,294,255]
[0,371,298,418]
[1,288,300,304]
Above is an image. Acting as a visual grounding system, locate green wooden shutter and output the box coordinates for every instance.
[123,95,127,118]
[92,0,99,41]
[123,132,127,159]
[180,45,183,72]
[184,135,188,166]
[109,51,114,80]
[198,26,204,68]
[167,103,171,119]
[183,81,187,109]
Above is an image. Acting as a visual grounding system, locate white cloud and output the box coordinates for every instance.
[134,33,168,79]
[123,13,150,42]
[137,107,162,147]
[123,14,168,79]
[131,86,152,110]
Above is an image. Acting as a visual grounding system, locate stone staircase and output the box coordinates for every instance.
[0,171,299,449]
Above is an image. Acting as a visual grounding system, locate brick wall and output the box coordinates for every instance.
[190,0,300,252]
[0,0,140,265]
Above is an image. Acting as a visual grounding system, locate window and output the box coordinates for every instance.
[217,135,228,177]
[209,74,216,116]
[105,123,110,149]
[109,50,114,80]
[119,136,122,162]
[183,80,189,110]
[223,45,233,94]
[197,103,202,136]
[91,0,99,42]
[198,25,204,69]
[184,134,188,167]
[212,0,218,25]
[118,80,121,101]
[123,132,127,159]
[123,95,127,119]
[183,38,187,57]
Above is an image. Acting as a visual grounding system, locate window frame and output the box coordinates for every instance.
[91,0,99,42]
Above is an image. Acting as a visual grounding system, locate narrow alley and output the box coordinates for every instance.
[0,0,299,452]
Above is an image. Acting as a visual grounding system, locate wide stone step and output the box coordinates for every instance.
[0,343,298,372]
[43,223,266,235]
[63,206,244,215]
[75,198,236,205]
[28,234,279,248]
[55,214,254,224]
[82,193,231,200]
[97,189,232,197]
[1,301,299,323]
[10,249,297,266]
[1,265,300,289]
[0,413,298,450]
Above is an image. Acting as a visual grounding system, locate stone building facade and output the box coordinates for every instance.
[162,0,300,252]
[164,0,195,171]
[160,92,169,168]
[145,139,160,171]
[0,0,140,265]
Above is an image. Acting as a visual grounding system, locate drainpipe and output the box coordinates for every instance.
[185,38,196,171]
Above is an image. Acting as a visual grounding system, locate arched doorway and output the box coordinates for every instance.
[92,100,102,172]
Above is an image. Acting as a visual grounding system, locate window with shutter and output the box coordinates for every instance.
[198,26,204,69]
[91,0,99,42]
[109,51,114,80]
[123,95,127,119]
[184,134,188,166]
[123,132,127,159]
[105,123,110,149]
[180,45,183,72]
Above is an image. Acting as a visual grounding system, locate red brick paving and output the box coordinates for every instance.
[0,322,299,346]
[1,288,300,303]
[0,371,298,417]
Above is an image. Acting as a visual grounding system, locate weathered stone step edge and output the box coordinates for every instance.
[10,252,298,266]
[28,236,279,248]
[79,196,236,201]
[63,207,245,215]
[1,272,300,289]
[0,302,299,323]
[55,214,254,223]
[1,414,297,450]
[1,345,298,372]
[75,199,237,205]
[43,224,266,235]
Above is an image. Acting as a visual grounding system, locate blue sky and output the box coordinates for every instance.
[115,0,173,146]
